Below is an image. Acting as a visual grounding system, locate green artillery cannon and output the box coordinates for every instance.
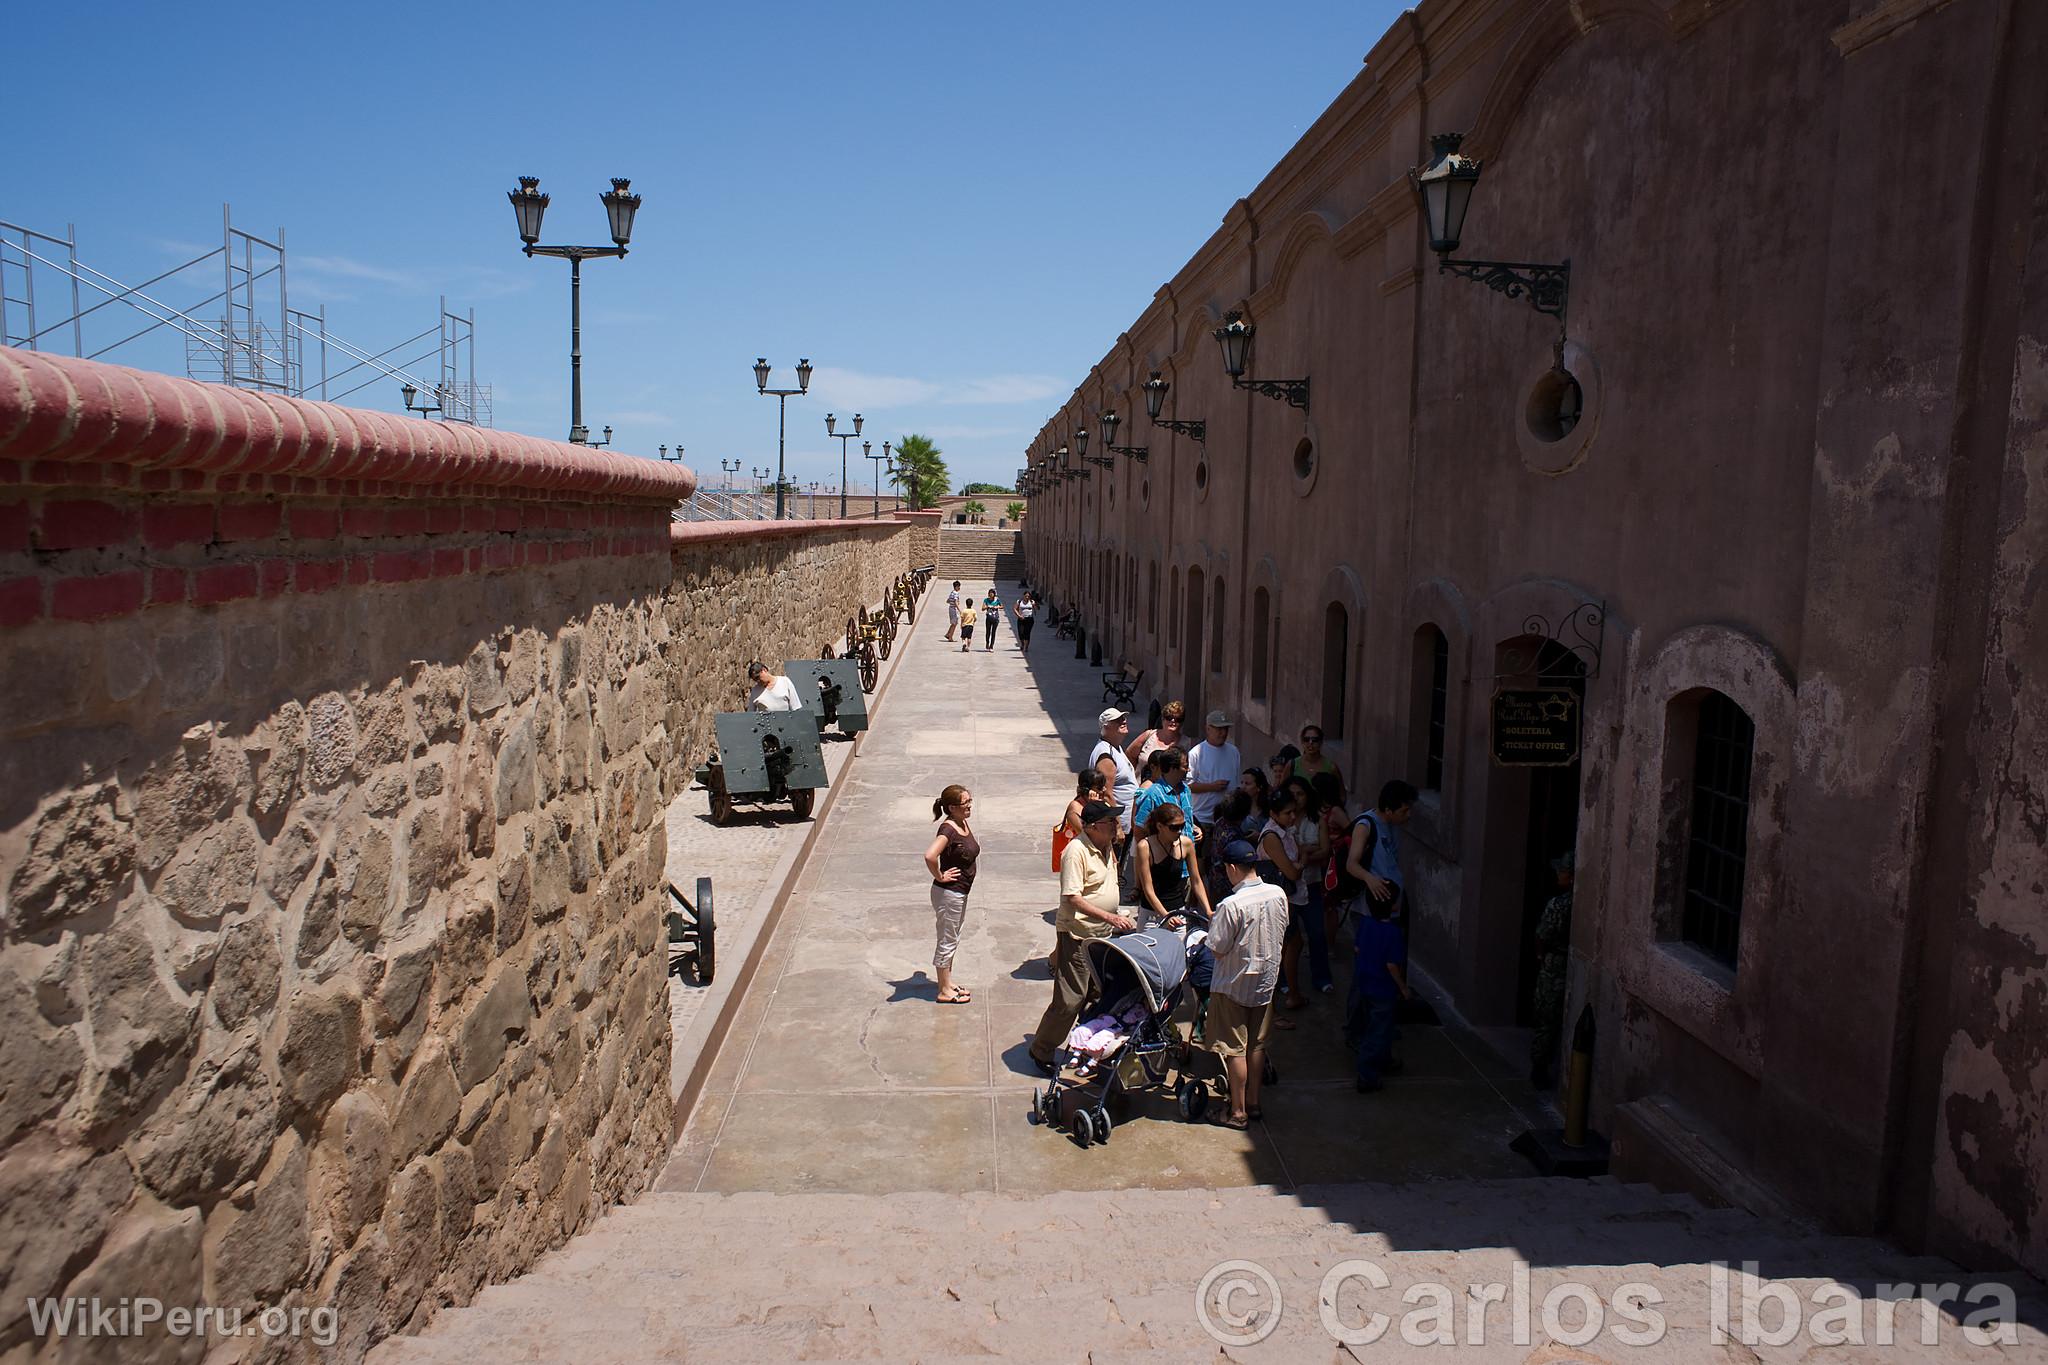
[693,710,829,824]
[786,658,867,738]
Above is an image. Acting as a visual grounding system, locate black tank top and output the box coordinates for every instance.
[1149,839,1189,912]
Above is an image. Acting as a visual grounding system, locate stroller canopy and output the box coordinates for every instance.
[1084,930,1189,1017]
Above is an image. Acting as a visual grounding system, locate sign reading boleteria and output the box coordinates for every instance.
[1489,688,1582,766]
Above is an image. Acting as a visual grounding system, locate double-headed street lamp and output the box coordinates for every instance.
[825,412,863,519]
[863,439,893,519]
[753,357,813,519]
[507,175,643,445]
[751,465,772,519]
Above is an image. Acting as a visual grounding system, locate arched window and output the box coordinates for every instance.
[1169,567,1180,647]
[1250,586,1271,702]
[1680,691,1755,967]
[1414,625,1450,790]
[1321,602,1349,740]
[1147,562,1159,635]
[1209,577,1227,674]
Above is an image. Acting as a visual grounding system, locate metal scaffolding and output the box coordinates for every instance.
[0,205,491,424]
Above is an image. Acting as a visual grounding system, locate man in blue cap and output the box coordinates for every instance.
[1204,839,1290,1129]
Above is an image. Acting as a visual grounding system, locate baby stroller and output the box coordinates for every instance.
[1031,929,1218,1146]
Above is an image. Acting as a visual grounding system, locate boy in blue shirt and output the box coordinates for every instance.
[1352,895,1413,1092]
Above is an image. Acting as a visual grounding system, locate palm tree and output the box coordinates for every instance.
[890,434,950,510]
[1004,501,1026,522]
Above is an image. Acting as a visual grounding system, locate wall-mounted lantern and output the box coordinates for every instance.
[1213,313,1309,411]
[1141,371,1206,441]
[1099,409,1147,462]
[1410,132,1569,328]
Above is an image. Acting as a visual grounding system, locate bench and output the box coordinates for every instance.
[1103,663,1142,708]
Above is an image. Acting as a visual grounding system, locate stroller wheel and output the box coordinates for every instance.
[1177,1079,1209,1123]
[1092,1107,1113,1144]
[1069,1110,1093,1149]
[1030,1086,1043,1124]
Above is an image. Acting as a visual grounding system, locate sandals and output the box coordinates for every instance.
[937,989,973,1004]
[1213,1113,1250,1131]
[1272,1015,1298,1031]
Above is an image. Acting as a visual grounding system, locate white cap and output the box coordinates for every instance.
[1098,707,1128,727]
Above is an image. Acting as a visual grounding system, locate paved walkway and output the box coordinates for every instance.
[658,578,1554,1197]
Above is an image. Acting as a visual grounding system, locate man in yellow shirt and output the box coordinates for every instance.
[1028,800,1136,1074]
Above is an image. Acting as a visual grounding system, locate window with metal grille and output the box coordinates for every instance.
[1681,692,1754,967]
[1424,627,1449,790]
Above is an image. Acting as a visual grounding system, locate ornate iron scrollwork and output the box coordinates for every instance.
[1438,258,1570,321]
[1494,600,1606,680]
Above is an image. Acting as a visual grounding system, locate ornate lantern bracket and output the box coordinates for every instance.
[1490,601,1607,681]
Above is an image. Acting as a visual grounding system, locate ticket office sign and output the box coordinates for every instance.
[1490,688,1582,766]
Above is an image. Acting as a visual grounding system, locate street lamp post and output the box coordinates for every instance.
[863,440,891,519]
[825,412,863,519]
[753,357,812,519]
[507,176,642,444]
[752,465,771,520]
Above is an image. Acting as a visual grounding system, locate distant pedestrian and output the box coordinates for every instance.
[958,596,977,652]
[1029,800,1135,1074]
[982,588,1001,649]
[945,581,963,640]
[1352,890,1413,1093]
[923,784,979,1004]
[1205,839,1290,1128]
[1013,590,1037,652]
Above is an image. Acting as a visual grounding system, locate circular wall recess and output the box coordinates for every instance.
[1194,458,1210,495]
[1516,339,1602,476]
[1140,476,1151,508]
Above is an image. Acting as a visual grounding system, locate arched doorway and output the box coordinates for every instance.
[1181,565,1205,726]
[1475,635,1586,1027]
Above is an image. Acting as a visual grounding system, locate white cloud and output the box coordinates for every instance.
[805,365,1063,410]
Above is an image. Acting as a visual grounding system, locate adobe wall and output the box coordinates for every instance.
[0,348,912,1359]
[1022,0,2047,1275]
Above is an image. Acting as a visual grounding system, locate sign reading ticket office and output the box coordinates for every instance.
[1490,688,1581,767]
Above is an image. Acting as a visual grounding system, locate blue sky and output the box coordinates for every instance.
[6,0,1406,492]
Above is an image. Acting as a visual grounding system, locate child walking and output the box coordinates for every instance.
[957,596,978,652]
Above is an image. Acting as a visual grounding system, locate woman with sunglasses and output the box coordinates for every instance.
[1133,800,1212,932]
[1292,726,1347,806]
[1125,699,1188,769]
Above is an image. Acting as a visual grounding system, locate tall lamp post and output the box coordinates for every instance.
[753,357,812,519]
[825,412,862,519]
[752,465,771,520]
[508,176,643,444]
[863,440,892,519]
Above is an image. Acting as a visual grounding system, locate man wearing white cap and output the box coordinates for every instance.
[1186,709,1241,828]
[1090,708,1139,838]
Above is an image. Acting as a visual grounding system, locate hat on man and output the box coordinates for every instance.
[1080,799,1119,826]
[1098,707,1128,727]
[1221,839,1260,867]
[1206,709,1230,728]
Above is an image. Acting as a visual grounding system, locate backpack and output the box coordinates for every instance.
[1332,812,1376,901]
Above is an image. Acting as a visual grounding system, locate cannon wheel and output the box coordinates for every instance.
[692,876,716,984]
[790,787,816,820]
[705,766,735,826]
[857,645,878,694]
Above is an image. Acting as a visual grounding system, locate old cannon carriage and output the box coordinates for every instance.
[786,657,868,739]
[694,709,829,824]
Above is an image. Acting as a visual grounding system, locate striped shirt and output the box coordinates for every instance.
[1206,874,1291,1007]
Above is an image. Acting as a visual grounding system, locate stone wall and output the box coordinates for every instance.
[664,520,912,769]
[892,509,940,572]
[0,348,902,1360]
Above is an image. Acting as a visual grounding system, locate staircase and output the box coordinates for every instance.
[371,1178,2043,1361]
[937,525,1027,583]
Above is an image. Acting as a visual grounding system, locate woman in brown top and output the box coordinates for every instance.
[923,784,980,1003]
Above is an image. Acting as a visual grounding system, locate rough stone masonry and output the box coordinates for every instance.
[0,346,910,1362]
